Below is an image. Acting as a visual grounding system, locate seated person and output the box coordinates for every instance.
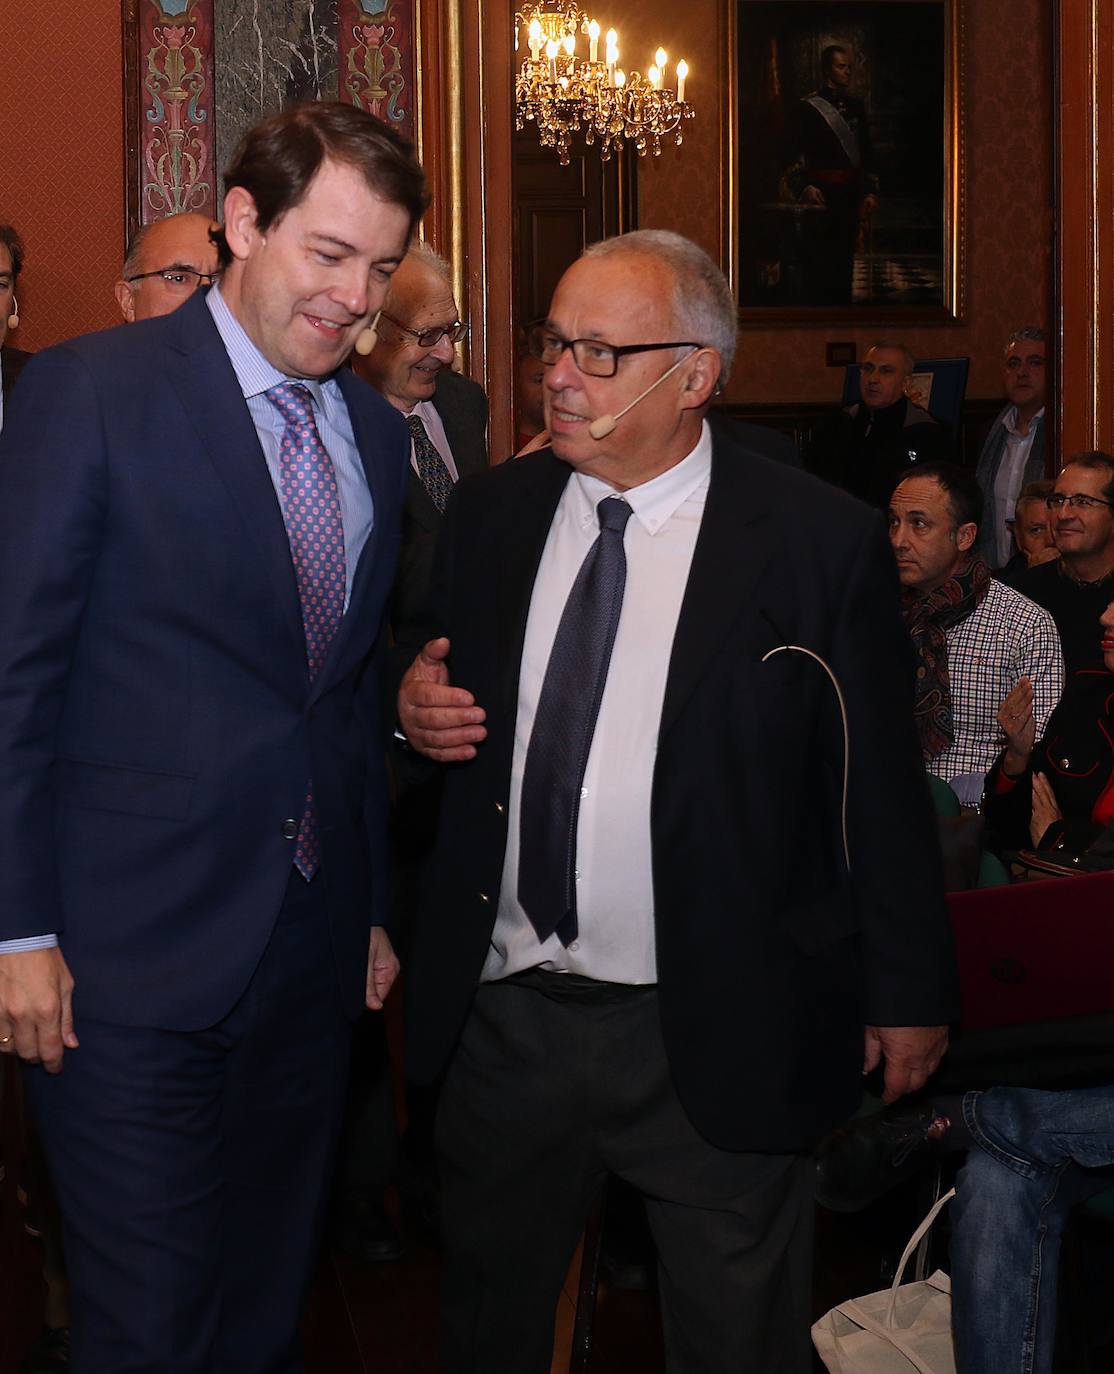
[514,318,547,454]
[807,340,952,508]
[974,327,1048,570]
[818,1084,1114,1374]
[1016,452,1114,673]
[985,599,1114,853]
[889,462,1063,807]
[998,479,1058,586]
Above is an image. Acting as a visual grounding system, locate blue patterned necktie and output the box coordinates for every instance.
[407,414,454,513]
[517,495,634,947]
[266,381,347,880]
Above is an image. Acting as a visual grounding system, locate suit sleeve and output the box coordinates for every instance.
[0,348,107,939]
[829,513,959,1026]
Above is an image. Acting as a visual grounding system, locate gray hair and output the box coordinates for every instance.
[583,229,738,383]
[406,239,453,282]
[1005,326,1046,355]
[868,339,915,375]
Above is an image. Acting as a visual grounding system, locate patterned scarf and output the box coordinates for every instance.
[902,558,992,757]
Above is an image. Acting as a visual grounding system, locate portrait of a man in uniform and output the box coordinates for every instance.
[736,1,952,316]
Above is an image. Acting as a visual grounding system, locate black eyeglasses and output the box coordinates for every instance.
[531,330,699,379]
[1046,492,1114,511]
[381,314,468,348]
[126,266,221,294]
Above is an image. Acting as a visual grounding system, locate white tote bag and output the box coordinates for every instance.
[812,1188,956,1374]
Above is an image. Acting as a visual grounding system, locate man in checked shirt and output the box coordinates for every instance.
[889,461,1064,807]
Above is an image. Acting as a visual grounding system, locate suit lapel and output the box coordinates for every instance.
[310,368,405,698]
[164,295,307,671]
[658,433,780,740]
[495,453,571,721]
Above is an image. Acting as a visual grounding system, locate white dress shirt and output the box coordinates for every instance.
[992,406,1045,567]
[482,421,713,986]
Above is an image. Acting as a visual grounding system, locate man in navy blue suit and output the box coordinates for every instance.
[0,102,426,1372]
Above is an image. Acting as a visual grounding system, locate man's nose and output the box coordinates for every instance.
[430,334,456,365]
[333,263,370,319]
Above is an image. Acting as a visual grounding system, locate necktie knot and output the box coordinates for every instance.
[266,381,315,426]
[597,496,633,535]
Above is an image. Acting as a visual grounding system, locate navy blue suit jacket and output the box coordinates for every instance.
[0,292,408,1029]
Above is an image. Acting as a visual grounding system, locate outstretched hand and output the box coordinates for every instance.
[398,638,488,762]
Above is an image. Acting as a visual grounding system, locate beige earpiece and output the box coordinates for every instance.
[6,296,18,332]
[354,310,383,357]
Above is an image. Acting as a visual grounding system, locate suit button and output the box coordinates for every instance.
[495,802,506,815]
[478,891,490,903]
[1059,758,1071,769]
[281,819,299,840]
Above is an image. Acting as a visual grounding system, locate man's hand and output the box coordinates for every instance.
[863,1025,948,1104]
[366,926,400,1011]
[398,637,487,762]
[0,948,79,1073]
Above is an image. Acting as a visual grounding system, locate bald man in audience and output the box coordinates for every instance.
[114,212,221,323]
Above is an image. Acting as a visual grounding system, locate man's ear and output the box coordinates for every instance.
[956,521,978,553]
[679,347,723,412]
[222,186,263,263]
[114,279,136,324]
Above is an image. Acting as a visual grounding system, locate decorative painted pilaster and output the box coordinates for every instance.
[137,0,217,221]
[337,0,416,143]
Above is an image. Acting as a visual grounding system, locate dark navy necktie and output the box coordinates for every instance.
[517,495,634,946]
[266,381,346,880]
[408,414,454,513]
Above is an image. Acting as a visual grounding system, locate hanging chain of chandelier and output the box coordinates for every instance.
[513,1,693,165]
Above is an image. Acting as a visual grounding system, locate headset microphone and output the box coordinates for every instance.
[353,309,382,357]
[587,346,698,440]
[6,296,17,332]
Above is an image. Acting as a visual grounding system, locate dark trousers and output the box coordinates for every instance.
[24,869,353,1374]
[437,972,814,1374]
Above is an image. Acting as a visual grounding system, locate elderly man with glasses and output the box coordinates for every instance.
[1016,452,1114,673]
[114,212,221,323]
[396,229,956,1374]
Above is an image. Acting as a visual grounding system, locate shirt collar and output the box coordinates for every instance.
[572,419,713,536]
[1003,404,1045,437]
[206,283,330,409]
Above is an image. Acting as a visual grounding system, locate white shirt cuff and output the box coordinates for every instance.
[0,934,59,953]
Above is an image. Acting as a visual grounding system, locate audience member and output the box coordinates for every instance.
[807,341,951,508]
[949,1085,1114,1374]
[399,228,955,1374]
[1017,452,1114,672]
[974,327,1048,569]
[819,1079,1114,1374]
[985,599,1114,852]
[0,223,30,430]
[998,479,1058,586]
[889,462,1062,806]
[0,101,425,1372]
[113,212,221,322]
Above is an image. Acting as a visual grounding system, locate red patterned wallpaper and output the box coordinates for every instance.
[635,0,1053,405]
[0,0,125,351]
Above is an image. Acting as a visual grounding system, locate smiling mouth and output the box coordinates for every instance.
[304,313,354,339]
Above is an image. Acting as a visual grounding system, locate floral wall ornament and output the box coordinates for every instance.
[338,0,415,142]
[139,0,216,220]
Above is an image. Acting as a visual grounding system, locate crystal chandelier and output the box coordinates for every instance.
[514,1,692,166]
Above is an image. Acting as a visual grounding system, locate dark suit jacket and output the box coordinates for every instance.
[405,414,957,1153]
[1,344,31,405]
[0,293,409,1030]
[391,367,488,649]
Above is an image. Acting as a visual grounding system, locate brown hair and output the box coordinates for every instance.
[0,225,24,280]
[216,101,428,264]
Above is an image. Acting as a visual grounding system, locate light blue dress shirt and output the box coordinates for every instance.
[0,285,374,955]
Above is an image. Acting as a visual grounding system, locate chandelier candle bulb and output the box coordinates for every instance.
[676,59,687,102]
[545,38,558,82]
[648,64,661,89]
[655,47,667,74]
[588,19,599,62]
[528,17,542,59]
